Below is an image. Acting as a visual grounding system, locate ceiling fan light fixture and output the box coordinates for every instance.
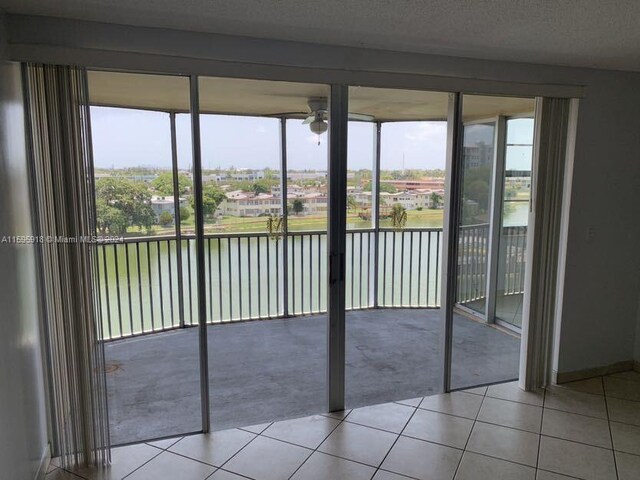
[309,118,328,135]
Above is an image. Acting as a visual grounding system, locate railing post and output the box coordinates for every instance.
[170,111,186,329]
[279,117,289,317]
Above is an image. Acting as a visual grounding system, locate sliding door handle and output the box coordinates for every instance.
[329,252,345,284]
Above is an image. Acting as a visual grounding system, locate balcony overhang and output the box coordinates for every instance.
[88,70,534,121]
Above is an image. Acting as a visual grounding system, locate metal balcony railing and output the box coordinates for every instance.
[95,225,527,340]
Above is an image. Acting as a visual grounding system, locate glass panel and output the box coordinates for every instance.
[458,122,495,314]
[450,94,535,390]
[198,113,282,322]
[495,118,534,327]
[285,119,328,232]
[379,122,446,230]
[88,71,201,444]
[200,115,281,234]
[345,86,448,408]
[197,76,330,430]
[346,121,375,231]
[345,120,375,311]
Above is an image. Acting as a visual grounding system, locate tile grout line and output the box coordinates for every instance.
[535,386,546,470]
[451,384,488,479]
[535,467,588,480]
[99,375,638,480]
[317,404,554,475]
[148,425,274,480]
[284,413,350,479]
[602,376,620,480]
[124,447,167,479]
[207,466,254,480]
[369,397,424,479]
[213,422,274,477]
[56,443,167,480]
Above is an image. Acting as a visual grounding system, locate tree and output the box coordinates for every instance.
[95,177,156,233]
[429,192,443,209]
[347,195,358,210]
[291,199,305,215]
[95,198,128,234]
[158,211,173,226]
[389,203,407,229]
[179,207,190,223]
[152,172,191,196]
[266,214,284,238]
[191,183,225,218]
[363,181,397,194]
[251,180,275,195]
[505,187,518,199]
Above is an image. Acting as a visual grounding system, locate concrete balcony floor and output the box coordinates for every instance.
[105,308,520,445]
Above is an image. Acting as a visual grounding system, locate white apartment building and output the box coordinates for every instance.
[353,189,445,211]
[150,195,187,219]
[218,191,281,217]
[218,189,329,217]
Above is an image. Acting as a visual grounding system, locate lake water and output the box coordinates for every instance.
[97,203,528,339]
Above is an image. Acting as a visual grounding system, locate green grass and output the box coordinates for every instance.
[123,208,445,237]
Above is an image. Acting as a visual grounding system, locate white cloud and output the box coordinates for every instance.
[403,123,446,142]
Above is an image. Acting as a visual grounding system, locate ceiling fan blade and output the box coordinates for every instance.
[302,115,315,124]
[348,112,375,122]
[267,111,306,117]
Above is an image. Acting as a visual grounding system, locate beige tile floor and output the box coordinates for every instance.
[47,371,640,480]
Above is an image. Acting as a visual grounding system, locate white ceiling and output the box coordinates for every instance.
[3,0,639,72]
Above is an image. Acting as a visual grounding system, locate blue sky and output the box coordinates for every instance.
[90,107,532,171]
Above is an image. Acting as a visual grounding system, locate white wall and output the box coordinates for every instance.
[4,15,640,377]
[0,15,49,480]
[554,71,640,373]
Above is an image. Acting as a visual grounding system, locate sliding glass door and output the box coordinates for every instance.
[450,95,535,390]
[87,67,542,443]
[88,71,202,444]
[344,86,448,406]
[494,118,534,328]
[196,76,331,430]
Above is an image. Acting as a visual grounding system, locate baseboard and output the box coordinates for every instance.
[553,360,635,384]
[35,444,51,480]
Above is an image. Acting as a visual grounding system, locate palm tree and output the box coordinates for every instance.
[266,214,284,240]
[390,203,407,230]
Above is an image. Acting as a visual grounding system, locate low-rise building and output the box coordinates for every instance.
[150,195,187,219]
[219,191,281,217]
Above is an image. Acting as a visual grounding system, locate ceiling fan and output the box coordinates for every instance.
[302,97,374,135]
[272,98,374,137]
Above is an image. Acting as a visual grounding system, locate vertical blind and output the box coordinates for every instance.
[519,97,572,390]
[23,64,110,467]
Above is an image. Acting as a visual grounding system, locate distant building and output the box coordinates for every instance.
[219,191,281,217]
[150,195,187,220]
[287,171,327,181]
[380,178,445,191]
[218,188,329,217]
[355,188,445,211]
[463,141,493,168]
[296,192,328,215]
[230,170,266,182]
[204,169,280,183]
